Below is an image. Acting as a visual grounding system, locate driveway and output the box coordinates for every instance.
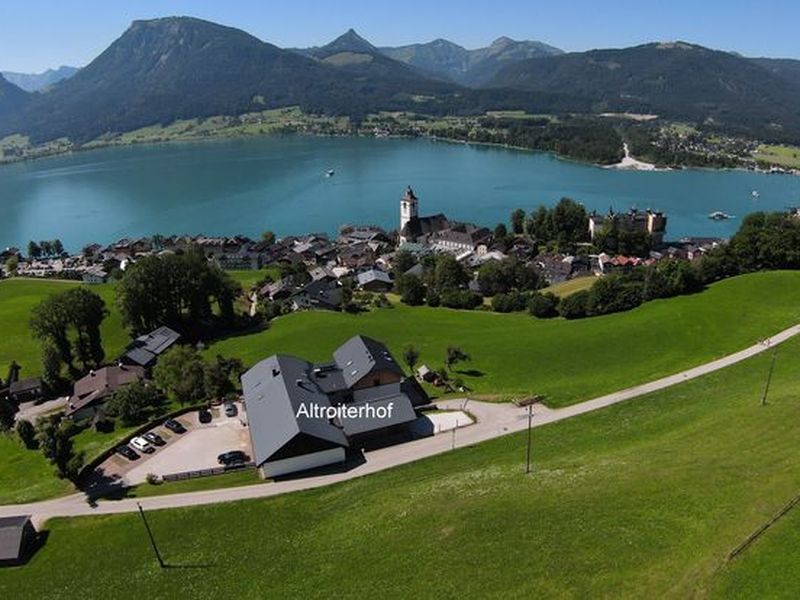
[124,412,251,485]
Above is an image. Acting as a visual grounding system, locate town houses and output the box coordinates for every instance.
[0,186,727,318]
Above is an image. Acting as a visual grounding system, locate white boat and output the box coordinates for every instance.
[325,169,335,178]
[708,211,734,220]
[751,189,760,199]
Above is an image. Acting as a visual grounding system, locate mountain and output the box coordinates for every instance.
[380,36,563,85]
[489,42,800,137]
[0,74,29,118]
[0,18,462,144]
[750,57,800,89]
[1,66,79,92]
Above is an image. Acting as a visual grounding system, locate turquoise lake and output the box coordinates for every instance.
[1,135,799,250]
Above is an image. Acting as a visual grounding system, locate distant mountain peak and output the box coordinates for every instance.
[490,36,516,48]
[323,28,376,54]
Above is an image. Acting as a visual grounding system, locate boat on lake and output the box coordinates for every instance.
[325,169,335,177]
[708,211,734,220]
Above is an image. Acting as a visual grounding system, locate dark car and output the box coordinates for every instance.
[198,409,213,424]
[143,431,165,446]
[223,401,238,417]
[164,419,186,434]
[217,450,248,466]
[115,445,139,461]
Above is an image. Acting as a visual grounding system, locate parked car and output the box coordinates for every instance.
[130,436,155,454]
[223,401,238,417]
[143,431,165,446]
[164,419,186,434]
[115,445,139,461]
[217,450,248,466]
[198,408,213,424]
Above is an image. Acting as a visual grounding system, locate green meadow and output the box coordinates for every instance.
[2,333,800,597]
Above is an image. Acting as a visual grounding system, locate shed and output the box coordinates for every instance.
[0,516,37,566]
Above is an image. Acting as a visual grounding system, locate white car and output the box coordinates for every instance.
[130,436,155,454]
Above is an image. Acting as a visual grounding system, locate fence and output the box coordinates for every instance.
[161,462,256,483]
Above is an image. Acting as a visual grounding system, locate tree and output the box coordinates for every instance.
[36,415,82,480]
[402,345,420,374]
[261,231,276,246]
[52,239,65,256]
[433,254,469,292]
[528,292,559,318]
[30,287,107,371]
[445,346,470,372]
[396,274,425,306]
[204,355,243,401]
[154,346,207,405]
[16,419,38,449]
[0,397,16,431]
[105,382,161,426]
[27,241,42,259]
[511,208,526,235]
[391,249,417,276]
[41,342,63,392]
[558,290,590,319]
[4,256,18,274]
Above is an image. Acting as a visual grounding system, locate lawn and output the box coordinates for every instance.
[0,278,129,379]
[541,275,596,297]
[3,334,800,597]
[0,435,73,504]
[753,144,800,169]
[209,270,800,406]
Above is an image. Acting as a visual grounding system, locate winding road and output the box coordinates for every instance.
[4,324,799,526]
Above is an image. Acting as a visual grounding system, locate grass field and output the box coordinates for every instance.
[0,435,73,504]
[208,271,800,406]
[753,144,800,169]
[541,275,596,297]
[0,278,129,379]
[3,334,800,597]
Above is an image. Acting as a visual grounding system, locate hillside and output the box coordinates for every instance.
[0,19,464,144]
[490,42,800,140]
[0,73,29,118]
[751,56,800,88]
[1,65,78,92]
[380,36,563,85]
[4,330,800,596]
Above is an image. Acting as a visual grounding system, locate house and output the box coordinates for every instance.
[356,268,393,293]
[7,378,42,404]
[120,326,181,369]
[65,365,146,420]
[241,336,426,478]
[0,516,38,566]
[589,208,668,246]
[81,266,108,284]
[430,223,492,254]
[338,243,377,269]
[258,277,296,301]
[290,280,343,312]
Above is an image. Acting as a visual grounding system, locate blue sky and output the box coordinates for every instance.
[1,0,797,72]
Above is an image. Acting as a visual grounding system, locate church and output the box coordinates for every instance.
[398,186,491,253]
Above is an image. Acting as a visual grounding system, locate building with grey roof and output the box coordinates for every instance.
[0,516,37,566]
[120,326,181,369]
[356,268,393,293]
[241,335,426,478]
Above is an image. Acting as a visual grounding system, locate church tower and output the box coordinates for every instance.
[400,185,418,239]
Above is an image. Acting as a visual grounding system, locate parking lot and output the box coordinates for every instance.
[96,405,252,486]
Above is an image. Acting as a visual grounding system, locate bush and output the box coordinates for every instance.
[492,291,529,313]
[426,290,441,307]
[440,290,483,310]
[15,419,38,449]
[146,473,161,485]
[558,290,590,319]
[528,292,560,318]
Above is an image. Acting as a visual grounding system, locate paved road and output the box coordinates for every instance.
[4,324,799,526]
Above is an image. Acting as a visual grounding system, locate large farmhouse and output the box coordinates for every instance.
[241,335,427,478]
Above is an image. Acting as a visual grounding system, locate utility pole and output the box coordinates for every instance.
[137,502,165,569]
[525,403,533,474]
[761,348,778,406]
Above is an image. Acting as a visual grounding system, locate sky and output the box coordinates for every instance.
[1,0,798,72]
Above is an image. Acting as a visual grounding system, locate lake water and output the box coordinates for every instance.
[1,135,799,251]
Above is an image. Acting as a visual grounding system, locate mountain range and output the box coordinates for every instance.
[1,66,78,92]
[379,36,563,85]
[1,17,800,146]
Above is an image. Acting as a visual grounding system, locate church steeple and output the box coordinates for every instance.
[399,185,419,242]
